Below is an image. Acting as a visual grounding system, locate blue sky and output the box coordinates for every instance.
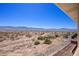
[0,3,77,29]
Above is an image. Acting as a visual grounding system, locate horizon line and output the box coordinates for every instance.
[0,26,77,29]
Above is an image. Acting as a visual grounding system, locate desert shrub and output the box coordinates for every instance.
[40,32,44,35]
[38,35,54,41]
[63,34,68,39]
[0,36,3,38]
[71,33,77,39]
[32,39,35,41]
[67,32,70,36]
[0,39,4,42]
[0,38,6,42]
[0,39,3,42]
[46,35,53,39]
[34,41,40,45]
[10,36,15,41]
[64,32,71,39]
[55,34,59,37]
[38,36,45,40]
[26,34,32,38]
[44,39,52,44]
[51,36,56,39]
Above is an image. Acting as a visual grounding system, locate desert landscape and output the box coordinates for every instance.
[0,29,76,56]
[0,3,78,56]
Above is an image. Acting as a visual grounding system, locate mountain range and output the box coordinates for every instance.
[0,26,76,32]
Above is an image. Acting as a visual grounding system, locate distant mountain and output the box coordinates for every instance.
[46,28,76,32]
[0,26,76,32]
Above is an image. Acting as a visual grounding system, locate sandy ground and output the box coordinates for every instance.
[0,31,71,56]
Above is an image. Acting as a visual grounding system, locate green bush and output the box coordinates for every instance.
[34,41,40,45]
[38,36,44,40]
[44,39,52,44]
[45,35,54,39]
[38,35,54,41]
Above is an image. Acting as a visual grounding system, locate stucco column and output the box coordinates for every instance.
[74,4,79,56]
[77,4,79,48]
